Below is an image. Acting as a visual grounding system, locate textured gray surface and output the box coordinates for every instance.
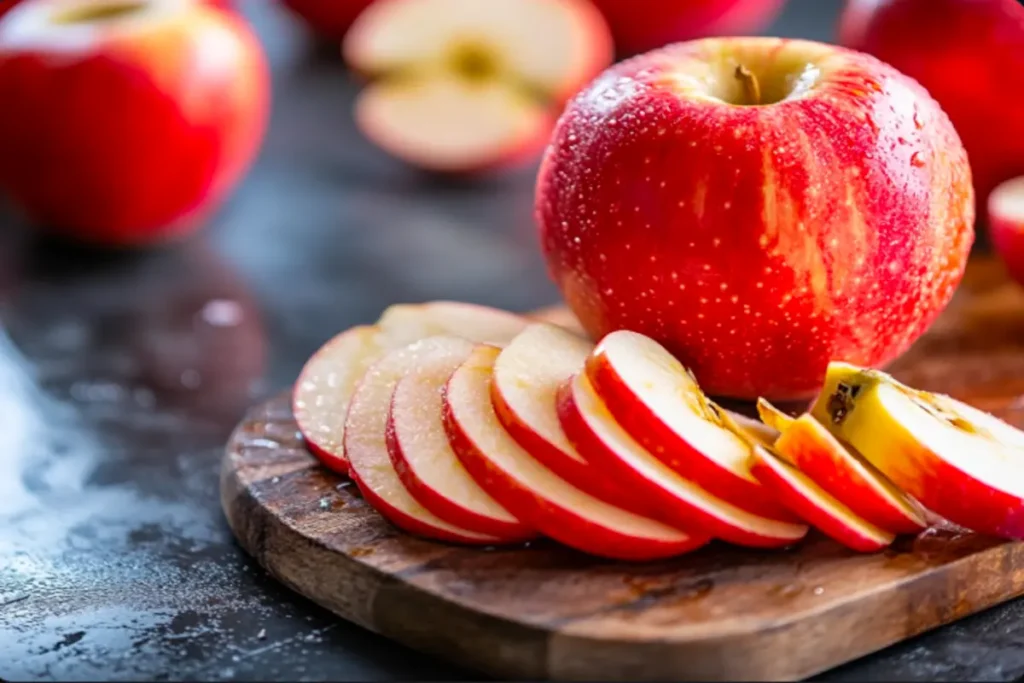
[6,0,1023,680]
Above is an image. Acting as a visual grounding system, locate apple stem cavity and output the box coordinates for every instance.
[735,64,761,106]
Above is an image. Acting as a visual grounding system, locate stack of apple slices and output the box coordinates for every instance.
[294,302,1024,561]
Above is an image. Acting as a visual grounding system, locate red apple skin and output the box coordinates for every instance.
[281,0,374,42]
[839,0,1024,212]
[591,0,785,55]
[0,3,269,246]
[537,37,974,400]
[775,415,926,534]
[989,183,1024,287]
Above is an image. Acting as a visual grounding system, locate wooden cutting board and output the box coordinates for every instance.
[221,255,1024,682]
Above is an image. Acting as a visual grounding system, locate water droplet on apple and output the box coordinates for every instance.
[910,152,925,167]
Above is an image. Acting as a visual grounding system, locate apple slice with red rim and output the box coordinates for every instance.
[586,330,796,521]
[491,322,648,512]
[344,336,505,544]
[557,372,809,548]
[445,345,709,561]
[387,342,535,540]
[294,302,527,475]
[749,445,896,553]
[767,406,926,535]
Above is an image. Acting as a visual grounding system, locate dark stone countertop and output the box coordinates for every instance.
[3,0,1024,680]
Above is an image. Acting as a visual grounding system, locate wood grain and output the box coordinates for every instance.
[221,256,1024,681]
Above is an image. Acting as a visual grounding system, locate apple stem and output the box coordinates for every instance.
[735,65,761,106]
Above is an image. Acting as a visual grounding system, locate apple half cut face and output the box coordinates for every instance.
[387,341,535,541]
[770,409,926,535]
[444,345,708,561]
[491,322,648,512]
[586,330,796,521]
[557,373,809,548]
[811,362,1024,540]
[344,336,503,544]
[749,445,895,553]
[294,302,526,474]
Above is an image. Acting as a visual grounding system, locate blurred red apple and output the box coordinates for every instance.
[280,0,375,41]
[989,176,1024,286]
[0,0,269,246]
[839,0,1024,212]
[591,0,786,55]
[536,37,974,400]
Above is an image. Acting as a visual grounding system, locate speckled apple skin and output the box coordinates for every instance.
[535,37,974,400]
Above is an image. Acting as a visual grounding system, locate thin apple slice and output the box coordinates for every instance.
[343,0,613,103]
[344,336,503,544]
[586,330,796,521]
[354,77,554,173]
[811,362,1024,540]
[558,373,809,548]
[294,302,527,474]
[445,345,709,561]
[727,409,780,447]
[387,343,535,540]
[771,410,926,535]
[749,445,895,553]
[491,323,647,512]
[756,397,796,434]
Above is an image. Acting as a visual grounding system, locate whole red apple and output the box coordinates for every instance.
[838,0,1024,212]
[536,37,974,400]
[0,0,269,247]
[280,0,375,41]
[591,0,785,55]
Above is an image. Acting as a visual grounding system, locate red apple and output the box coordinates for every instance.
[445,345,709,561]
[590,0,785,55]
[989,176,1024,286]
[749,445,895,553]
[343,0,612,173]
[536,36,974,400]
[280,0,374,41]
[0,0,269,246]
[387,340,535,540]
[345,336,504,544]
[838,0,1024,211]
[557,372,809,548]
[586,330,798,521]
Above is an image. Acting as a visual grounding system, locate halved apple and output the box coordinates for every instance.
[344,336,503,544]
[770,409,926,535]
[811,362,1024,540]
[586,330,795,521]
[294,302,527,474]
[749,445,895,553]
[491,323,647,512]
[444,345,709,561]
[756,397,796,434]
[557,373,809,548]
[387,342,535,540]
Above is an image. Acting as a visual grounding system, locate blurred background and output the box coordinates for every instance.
[3,0,1021,680]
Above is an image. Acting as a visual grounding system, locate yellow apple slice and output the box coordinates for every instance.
[557,372,809,548]
[345,336,502,544]
[354,76,554,173]
[343,0,613,103]
[586,330,796,521]
[387,341,535,540]
[445,345,709,561]
[749,444,895,553]
[294,302,527,474]
[811,362,1024,540]
[756,397,796,434]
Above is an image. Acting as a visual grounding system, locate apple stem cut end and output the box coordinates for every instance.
[734,64,761,106]
[52,1,149,25]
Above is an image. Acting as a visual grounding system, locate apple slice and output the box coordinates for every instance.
[557,373,809,548]
[344,336,502,544]
[387,342,535,540]
[727,409,780,447]
[769,408,927,535]
[989,175,1024,287]
[756,397,796,434]
[586,330,795,521]
[294,302,527,474]
[491,323,646,512]
[343,0,613,104]
[811,362,1024,540]
[749,445,895,553]
[354,77,554,173]
[445,345,709,560]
